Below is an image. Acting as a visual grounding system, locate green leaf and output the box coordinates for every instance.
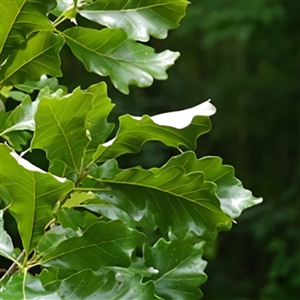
[0,0,55,63]
[153,151,263,218]
[15,75,68,94]
[0,272,60,300]
[0,144,73,254]
[43,269,161,300]
[93,100,215,162]
[88,159,232,241]
[31,87,94,172]
[144,239,207,300]
[0,31,64,86]
[0,210,16,262]
[63,27,179,94]
[79,0,189,42]
[62,191,95,208]
[40,220,145,270]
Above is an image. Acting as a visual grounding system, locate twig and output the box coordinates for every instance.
[2,250,26,277]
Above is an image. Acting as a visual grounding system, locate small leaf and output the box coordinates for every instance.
[0,31,64,86]
[79,0,189,42]
[93,100,215,162]
[31,87,94,172]
[63,27,179,94]
[154,151,263,218]
[0,272,60,300]
[0,0,56,63]
[0,210,16,262]
[0,144,73,254]
[40,220,145,270]
[144,239,207,300]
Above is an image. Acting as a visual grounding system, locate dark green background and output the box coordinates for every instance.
[6,1,300,299]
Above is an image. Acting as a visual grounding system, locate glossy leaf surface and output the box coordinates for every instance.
[0,144,73,254]
[63,27,179,94]
[79,0,189,41]
[40,220,145,270]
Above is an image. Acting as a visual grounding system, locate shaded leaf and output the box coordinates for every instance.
[63,27,179,94]
[0,272,60,300]
[31,87,94,172]
[93,100,215,162]
[40,220,145,270]
[144,239,207,300]
[0,144,73,254]
[79,0,189,42]
[88,159,232,241]
[0,31,64,86]
[153,151,263,218]
[0,0,55,63]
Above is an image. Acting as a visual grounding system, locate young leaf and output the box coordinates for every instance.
[63,27,179,94]
[0,272,60,300]
[152,151,263,218]
[87,160,232,241]
[144,239,207,300]
[0,31,64,86]
[0,144,73,254]
[40,220,146,270]
[79,0,189,42]
[31,87,94,172]
[93,100,215,162]
[0,0,55,63]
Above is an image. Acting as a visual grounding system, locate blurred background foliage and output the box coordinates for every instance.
[4,0,299,299]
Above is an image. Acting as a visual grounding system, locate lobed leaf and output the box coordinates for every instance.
[87,159,232,241]
[93,100,215,162]
[79,0,189,42]
[0,144,73,254]
[144,239,207,300]
[63,27,179,94]
[0,31,64,86]
[40,220,146,270]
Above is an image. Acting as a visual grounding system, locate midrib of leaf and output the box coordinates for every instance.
[0,0,26,54]
[0,34,60,85]
[62,31,143,64]
[47,102,79,173]
[95,177,222,214]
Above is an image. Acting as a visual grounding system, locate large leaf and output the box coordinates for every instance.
[0,144,73,254]
[0,0,55,63]
[87,159,232,241]
[41,269,161,300]
[93,100,215,162]
[40,220,146,270]
[0,272,60,300]
[144,239,207,300]
[31,87,94,172]
[63,27,179,94]
[79,0,189,42]
[152,151,263,218]
[0,31,64,86]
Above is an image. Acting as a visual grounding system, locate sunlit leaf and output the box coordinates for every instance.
[93,100,215,162]
[79,0,189,42]
[0,0,55,63]
[0,31,64,86]
[0,144,73,254]
[63,27,179,94]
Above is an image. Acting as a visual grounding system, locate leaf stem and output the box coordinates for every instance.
[53,15,67,27]
[3,249,25,277]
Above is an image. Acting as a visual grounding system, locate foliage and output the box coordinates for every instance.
[0,1,262,299]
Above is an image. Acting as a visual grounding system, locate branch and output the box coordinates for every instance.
[2,250,26,277]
